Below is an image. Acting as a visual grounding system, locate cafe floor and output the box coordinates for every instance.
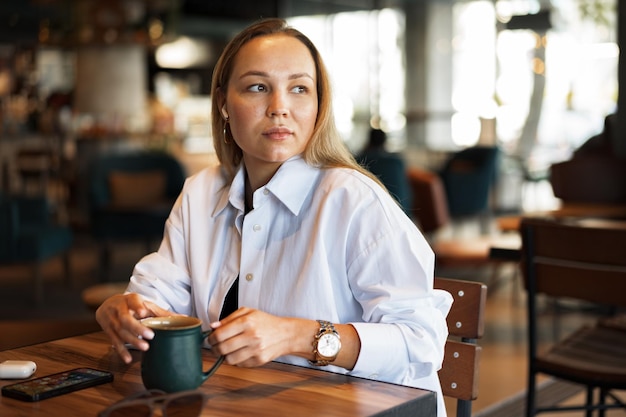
[1,230,625,416]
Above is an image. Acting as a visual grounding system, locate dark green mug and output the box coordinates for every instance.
[140,316,224,393]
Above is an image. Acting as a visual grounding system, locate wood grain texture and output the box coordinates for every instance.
[0,332,436,417]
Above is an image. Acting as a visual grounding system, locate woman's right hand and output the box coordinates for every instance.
[95,293,172,364]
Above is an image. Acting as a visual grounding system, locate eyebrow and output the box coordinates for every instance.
[239,70,315,81]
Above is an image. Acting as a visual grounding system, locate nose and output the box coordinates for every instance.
[267,92,289,118]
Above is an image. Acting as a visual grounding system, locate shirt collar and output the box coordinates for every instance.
[212,156,320,217]
[212,166,244,217]
[266,156,320,216]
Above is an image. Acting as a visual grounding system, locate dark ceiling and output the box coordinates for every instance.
[0,0,407,45]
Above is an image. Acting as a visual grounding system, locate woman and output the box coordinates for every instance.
[96,18,452,417]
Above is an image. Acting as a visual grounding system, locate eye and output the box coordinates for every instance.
[248,84,267,93]
[291,86,309,94]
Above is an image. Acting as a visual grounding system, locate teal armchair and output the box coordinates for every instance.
[0,193,73,304]
[439,146,500,232]
[87,150,186,280]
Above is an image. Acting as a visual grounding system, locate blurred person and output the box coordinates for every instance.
[357,127,412,214]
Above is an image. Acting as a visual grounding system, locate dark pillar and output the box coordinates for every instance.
[617,1,626,157]
[404,1,429,148]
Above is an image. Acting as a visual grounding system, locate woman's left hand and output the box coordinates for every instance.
[207,307,314,367]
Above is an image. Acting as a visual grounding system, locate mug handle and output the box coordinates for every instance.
[201,330,225,381]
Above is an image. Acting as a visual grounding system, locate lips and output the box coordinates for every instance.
[263,126,293,139]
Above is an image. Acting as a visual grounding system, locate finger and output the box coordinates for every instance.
[118,326,151,351]
[99,304,152,345]
[118,312,154,341]
[209,307,251,336]
[216,307,249,324]
[105,329,136,364]
[143,300,179,317]
[111,341,133,364]
[124,293,151,317]
[208,321,243,346]
[222,345,270,368]
[208,308,258,346]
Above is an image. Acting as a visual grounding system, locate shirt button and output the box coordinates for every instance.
[245,273,253,282]
[253,224,262,231]
[263,189,269,195]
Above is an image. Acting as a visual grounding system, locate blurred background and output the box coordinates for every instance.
[1,2,625,416]
[0,1,620,216]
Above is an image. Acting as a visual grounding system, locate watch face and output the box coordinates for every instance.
[318,333,341,357]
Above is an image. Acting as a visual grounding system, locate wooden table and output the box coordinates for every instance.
[490,215,626,262]
[493,203,626,262]
[0,332,436,416]
[487,233,522,262]
[496,202,626,232]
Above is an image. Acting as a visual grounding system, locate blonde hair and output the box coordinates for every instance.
[210,18,383,187]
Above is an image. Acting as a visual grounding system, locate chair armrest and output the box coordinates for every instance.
[0,196,49,259]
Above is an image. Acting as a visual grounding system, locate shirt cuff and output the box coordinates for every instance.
[348,322,406,381]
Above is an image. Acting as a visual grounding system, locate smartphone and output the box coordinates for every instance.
[1,367,113,402]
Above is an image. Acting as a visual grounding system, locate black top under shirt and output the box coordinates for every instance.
[219,191,251,320]
[219,275,239,320]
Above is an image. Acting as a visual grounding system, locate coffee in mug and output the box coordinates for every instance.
[140,316,223,392]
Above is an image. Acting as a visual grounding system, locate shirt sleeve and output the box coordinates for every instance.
[125,192,194,315]
[344,201,453,384]
[349,289,452,384]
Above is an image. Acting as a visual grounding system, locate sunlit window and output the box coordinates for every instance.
[451,1,496,147]
[288,9,405,151]
[287,1,616,163]
[492,0,617,165]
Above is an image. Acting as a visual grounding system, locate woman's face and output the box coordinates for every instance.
[222,34,318,177]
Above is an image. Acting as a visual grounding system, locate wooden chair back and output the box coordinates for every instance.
[435,277,488,417]
[520,217,626,307]
[520,216,626,416]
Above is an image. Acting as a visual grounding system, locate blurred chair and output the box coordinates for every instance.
[520,216,626,417]
[407,166,518,286]
[435,277,487,417]
[0,193,73,304]
[15,146,59,196]
[406,167,449,237]
[15,145,70,220]
[360,155,412,214]
[439,146,500,231]
[87,150,186,280]
[550,156,626,205]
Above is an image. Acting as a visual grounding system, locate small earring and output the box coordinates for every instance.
[223,117,230,145]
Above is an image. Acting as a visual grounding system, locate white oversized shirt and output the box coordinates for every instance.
[127,156,452,417]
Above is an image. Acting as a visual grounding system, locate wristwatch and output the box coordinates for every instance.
[309,320,342,366]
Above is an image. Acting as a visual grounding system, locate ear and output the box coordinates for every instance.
[216,87,228,119]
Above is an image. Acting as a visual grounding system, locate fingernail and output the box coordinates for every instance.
[143,329,154,340]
